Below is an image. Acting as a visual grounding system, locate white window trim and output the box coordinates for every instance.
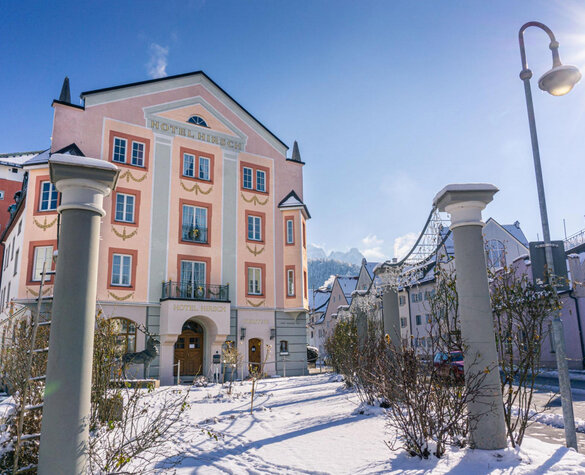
[32,246,53,282]
[248,267,262,295]
[286,219,294,244]
[198,156,210,181]
[256,170,266,192]
[248,215,262,241]
[113,137,127,164]
[131,140,145,167]
[243,167,253,189]
[39,181,58,212]
[183,153,195,177]
[287,269,295,296]
[111,253,132,287]
[115,193,135,223]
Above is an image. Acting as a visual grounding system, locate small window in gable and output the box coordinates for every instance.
[188,115,208,127]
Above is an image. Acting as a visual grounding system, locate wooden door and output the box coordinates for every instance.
[248,338,262,374]
[174,329,203,376]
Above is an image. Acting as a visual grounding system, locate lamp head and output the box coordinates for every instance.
[538,64,582,96]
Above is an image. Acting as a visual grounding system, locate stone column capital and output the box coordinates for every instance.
[49,154,119,216]
[433,183,498,229]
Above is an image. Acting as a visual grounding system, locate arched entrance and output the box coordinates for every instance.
[174,320,204,376]
[248,338,262,374]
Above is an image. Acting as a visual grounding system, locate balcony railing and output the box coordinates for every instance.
[161,281,229,302]
[565,227,585,252]
[181,225,208,244]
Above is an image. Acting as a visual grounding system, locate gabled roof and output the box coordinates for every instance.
[80,70,288,151]
[55,143,85,156]
[0,150,45,166]
[24,144,84,167]
[309,289,330,313]
[365,261,380,280]
[337,276,359,304]
[485,217,529,248]
[24,149,51,166]
[278,190,311,219]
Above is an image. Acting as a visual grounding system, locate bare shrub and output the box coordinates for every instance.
[491,267,559,447]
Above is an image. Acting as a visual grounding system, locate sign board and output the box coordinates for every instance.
[212,354,221,364]
[529,241,569,292]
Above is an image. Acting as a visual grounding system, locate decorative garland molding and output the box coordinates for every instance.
[108,291,135,301]
[112,226,138,241]
[246,244,265,256]
[33,216,58,231]
[246,298,265,307]
[241,193,268,206]
[27,286,52,297]
[180,181,212,195]
[119,170,147,183]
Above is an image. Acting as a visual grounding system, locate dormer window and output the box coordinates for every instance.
[188,115,208,127]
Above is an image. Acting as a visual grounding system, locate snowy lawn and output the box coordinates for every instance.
[138,373,585,474]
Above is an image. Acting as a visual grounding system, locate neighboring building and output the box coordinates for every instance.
[0,71,310,383]
[395,218,530,350]
[307,287,331,349]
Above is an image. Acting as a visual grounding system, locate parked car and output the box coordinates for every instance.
[307,345,319,364]
[433,351,464,381]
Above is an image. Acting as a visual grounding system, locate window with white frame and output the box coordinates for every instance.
[183,153,195,177]
[182,204,208,243]
[131,141,145,167]
[399,295,406,306]
[32,246,53,281]
[248,266,262,295]
[287,269,295,296]
[486,239,506,269]
[280,340,289,355]
[113,137,127,163]
[111,317,137,352]
[247,215,262,241]
[111,254,132,286]
[180,260,207,298]
[286,219,294,244]
[13,249,18,276]
[39,181,58,211]
[115,193,135,223]
[243,167,253,189]
[256,170,266,192]
[199,156,210,181]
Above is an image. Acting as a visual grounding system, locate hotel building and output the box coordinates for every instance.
[0,71,310,384]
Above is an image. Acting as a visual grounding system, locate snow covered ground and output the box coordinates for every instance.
[137,373,585,474]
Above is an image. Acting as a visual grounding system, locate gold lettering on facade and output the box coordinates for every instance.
[187,129,195,138]
[172,303,226,313]
[198,132,206,140]
[149,119,243,150]
[179,128,186,136]
[150,120,160,129]
[220,138,226,146]
[169,125,177,134]
[161,123,169,131]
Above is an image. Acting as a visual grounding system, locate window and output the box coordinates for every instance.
[111,318,137,352]
[256,170,266,192]
[131,141,145,167]
[188,115,208,127]
[115,193,135,223]
[302,222,306,249]
[180,260,207,299]
[243,167,253,189]
[280,340,289,355]
[13,250,18,277]
[39,181,58,211]
[183,153,195,177]
[304,270,308,297]
[199,157,210,181]
[399,295,406,306]
[426,314,432,324]
[0,191,4,200]
[109,131,150,169]
[240,162,269,193]
[486,239,506,269]
[286,219,294,244]
[181,203,208,244]
[248,215,262,241]
[287,268,295,297]
[111,254,132,287]
[416,315,422,325]
[18,221,22,235]
[32,246,53,281]
[248,267,262,295]
[400,317,407,328]
[113,137,127,163]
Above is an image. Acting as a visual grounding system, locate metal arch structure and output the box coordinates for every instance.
[374,206,452,290]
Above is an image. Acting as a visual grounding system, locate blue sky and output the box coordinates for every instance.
[2,1,585,261]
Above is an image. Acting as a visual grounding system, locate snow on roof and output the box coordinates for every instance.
[365,261,380,279]
[0,150,47,166]
[24,149,51,166]
[337,276,359,304]
[309,290,330,312]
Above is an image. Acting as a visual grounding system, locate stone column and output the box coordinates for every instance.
[433,184,507,450]
[39,155,119,474]
[382,288,401,348]
[159,338,177,386]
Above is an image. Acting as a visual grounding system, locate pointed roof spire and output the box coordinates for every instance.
[59,77,71,103]
[292,140,301,162]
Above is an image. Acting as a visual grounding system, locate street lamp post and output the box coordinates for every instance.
[518,21,581,451]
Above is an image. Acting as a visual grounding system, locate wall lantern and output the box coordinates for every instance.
[270,328,276,340]
[240,327,246,340]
